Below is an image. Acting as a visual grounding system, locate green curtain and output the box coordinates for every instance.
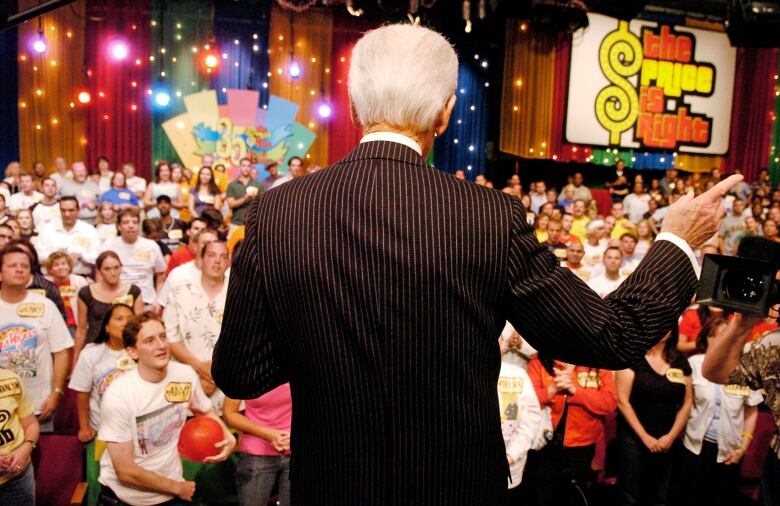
[151,0,213,166]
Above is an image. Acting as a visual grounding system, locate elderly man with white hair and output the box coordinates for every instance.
[214,23,743,505]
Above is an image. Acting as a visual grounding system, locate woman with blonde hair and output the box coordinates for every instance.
[44,251,89,336]
[634,219,655,260]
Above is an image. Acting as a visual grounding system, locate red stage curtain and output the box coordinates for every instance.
[85,0,152,179]
[550,34,592,164]
[327,13,373,163]
[723,47,778,181]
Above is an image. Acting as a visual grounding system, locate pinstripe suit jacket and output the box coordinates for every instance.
[213,140,698,505]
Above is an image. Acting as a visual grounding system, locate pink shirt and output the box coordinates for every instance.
[239,383,293,456]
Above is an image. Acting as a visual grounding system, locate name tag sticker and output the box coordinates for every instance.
[168,229,183,240]
[665,368,686,384]
[577,371,601,389]
[17,303,44,317]
[724,384,750,397]
[0,377,22,398]
[497,376,524,394]
[72,236,90,248]
[81,189,93,198]
[59,286,77,298]
[119,192,131,201]
[133,250,151,263]
[165,382,192,403]
[200,194,215,204]
[112,294,134,306]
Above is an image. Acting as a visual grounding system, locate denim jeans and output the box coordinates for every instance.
[0,463,35,506]
[236,453,291,506]
[616,431,674,506]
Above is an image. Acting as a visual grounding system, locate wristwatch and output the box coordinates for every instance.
[53,387,64,395]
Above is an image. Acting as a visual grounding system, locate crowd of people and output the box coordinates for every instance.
[0,153,777,506]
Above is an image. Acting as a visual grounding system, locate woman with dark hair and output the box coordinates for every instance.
[673,317,761,506]
[189,167,223,218]
[615,325,693,506]
[68,303,134,506]
[142,160,182,214]
[74,251,143,364]
[99,172,139,210]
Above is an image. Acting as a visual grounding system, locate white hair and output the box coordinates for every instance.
[348,24,458,133]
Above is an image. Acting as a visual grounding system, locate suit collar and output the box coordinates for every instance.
[336,140,427,167]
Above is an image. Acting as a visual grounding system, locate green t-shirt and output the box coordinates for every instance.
[226,178,263,225]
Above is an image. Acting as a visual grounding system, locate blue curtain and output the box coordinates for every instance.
[212,0,270,105]
[434,61,489,180]
[0,24,20,174]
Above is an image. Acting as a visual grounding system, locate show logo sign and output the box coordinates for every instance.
[566,14,736,155]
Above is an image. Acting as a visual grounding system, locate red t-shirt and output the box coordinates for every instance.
[165,247,195,276]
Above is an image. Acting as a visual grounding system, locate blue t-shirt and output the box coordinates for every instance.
[99,188,139,207]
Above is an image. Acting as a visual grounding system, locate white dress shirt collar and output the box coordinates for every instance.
[360,132,422,156]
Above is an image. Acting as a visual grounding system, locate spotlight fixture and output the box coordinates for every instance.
[317,102,332,119]
[289,61,301,78]
[77,90,92,104]
[32,29,47,54]
[152,86,171,108]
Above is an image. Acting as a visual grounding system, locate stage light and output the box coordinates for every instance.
[289,61,301,78]
[32,30,47,54]
[77,90,91,104]
[153,89,171,108]
[109,40,129,60]
[317,102,332,119]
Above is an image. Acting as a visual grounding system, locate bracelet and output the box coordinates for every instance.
[741,432,754,440]
[53,387,64,395]
[24,440,37,449]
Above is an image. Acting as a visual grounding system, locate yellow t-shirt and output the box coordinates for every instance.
[570,216,591,243]
[0,368,34,485]
[610,218,635,240]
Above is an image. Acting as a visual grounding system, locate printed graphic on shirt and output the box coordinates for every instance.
[0,324,38,378]
[136,403,187,455]
[498,376,524,422]
[0,409,17,446]
[94,366,128,395]
[723,384,751,398]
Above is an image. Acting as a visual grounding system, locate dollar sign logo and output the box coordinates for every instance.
[595,21,643,145]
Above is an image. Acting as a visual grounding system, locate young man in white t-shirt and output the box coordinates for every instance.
[98,312,235,505]
[30,178,61,229]
[7,174,43,213]
[0,246,73,430]
[587,246,626,298]
[101,208,167,306]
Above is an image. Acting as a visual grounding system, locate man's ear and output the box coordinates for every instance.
[435,95,457,137]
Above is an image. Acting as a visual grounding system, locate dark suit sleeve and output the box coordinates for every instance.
[212,202,288,399]
[503,198,698,369]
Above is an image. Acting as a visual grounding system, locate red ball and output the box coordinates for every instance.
[178,416,224,462]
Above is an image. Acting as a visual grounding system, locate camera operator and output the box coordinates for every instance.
[702,236,780,506]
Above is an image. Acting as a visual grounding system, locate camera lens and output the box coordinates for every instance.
[724,270,765,303]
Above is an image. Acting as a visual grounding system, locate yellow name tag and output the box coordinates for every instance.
[81,189,93,198]
[200,194,215,204]
[168,229,183,240]
[28,289,46,298]
[724,384,750,397]
[17,303,44,317]
[577,371,601,389]
[665,368,686,384]
[116,356,136,372]
[59,286,77,299]
[498,376,524,394]
[133,250,151,263]
[72,236,89,248]
[119,192,130,200]
[0,377,22,398]
[112,294,134,306]
[165,382,192,403]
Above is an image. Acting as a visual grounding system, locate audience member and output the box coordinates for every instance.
[7,174,42,213]
[615,326,692,506]
[189,167,223,218]
[569,200,590,242]
[16,209,36,242]
[30,177,60,229]
[226,158,263,237]
[143,161,183,218]
[561,241,592,282]
[155,195,186,253]
[0,245,73,432]
[94,156,114,194]
[165,218,207,275]
[44,251,89,335]
[718,198,746,256]
[122,162,147,200]
[100,209,166,307]
[97,313,235,505]
[0,364,39,505]
[157,229,218,309]
[587,247,625,298]
[270,156,304,189]
[99,172,140,209]
[69,303,135,506]
[167,240,230,412]
[606,160,629,202]
[49,156,72,189]
[60,162,100,224]
[94,202,118,244]
[36,196,100,277]
[75,251,143,362]
[583,219,607,268]
[623,179,651,224]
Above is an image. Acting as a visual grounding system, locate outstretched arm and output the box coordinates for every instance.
[212,202,288,399]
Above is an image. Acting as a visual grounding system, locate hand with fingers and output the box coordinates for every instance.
[661,174,744,250]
